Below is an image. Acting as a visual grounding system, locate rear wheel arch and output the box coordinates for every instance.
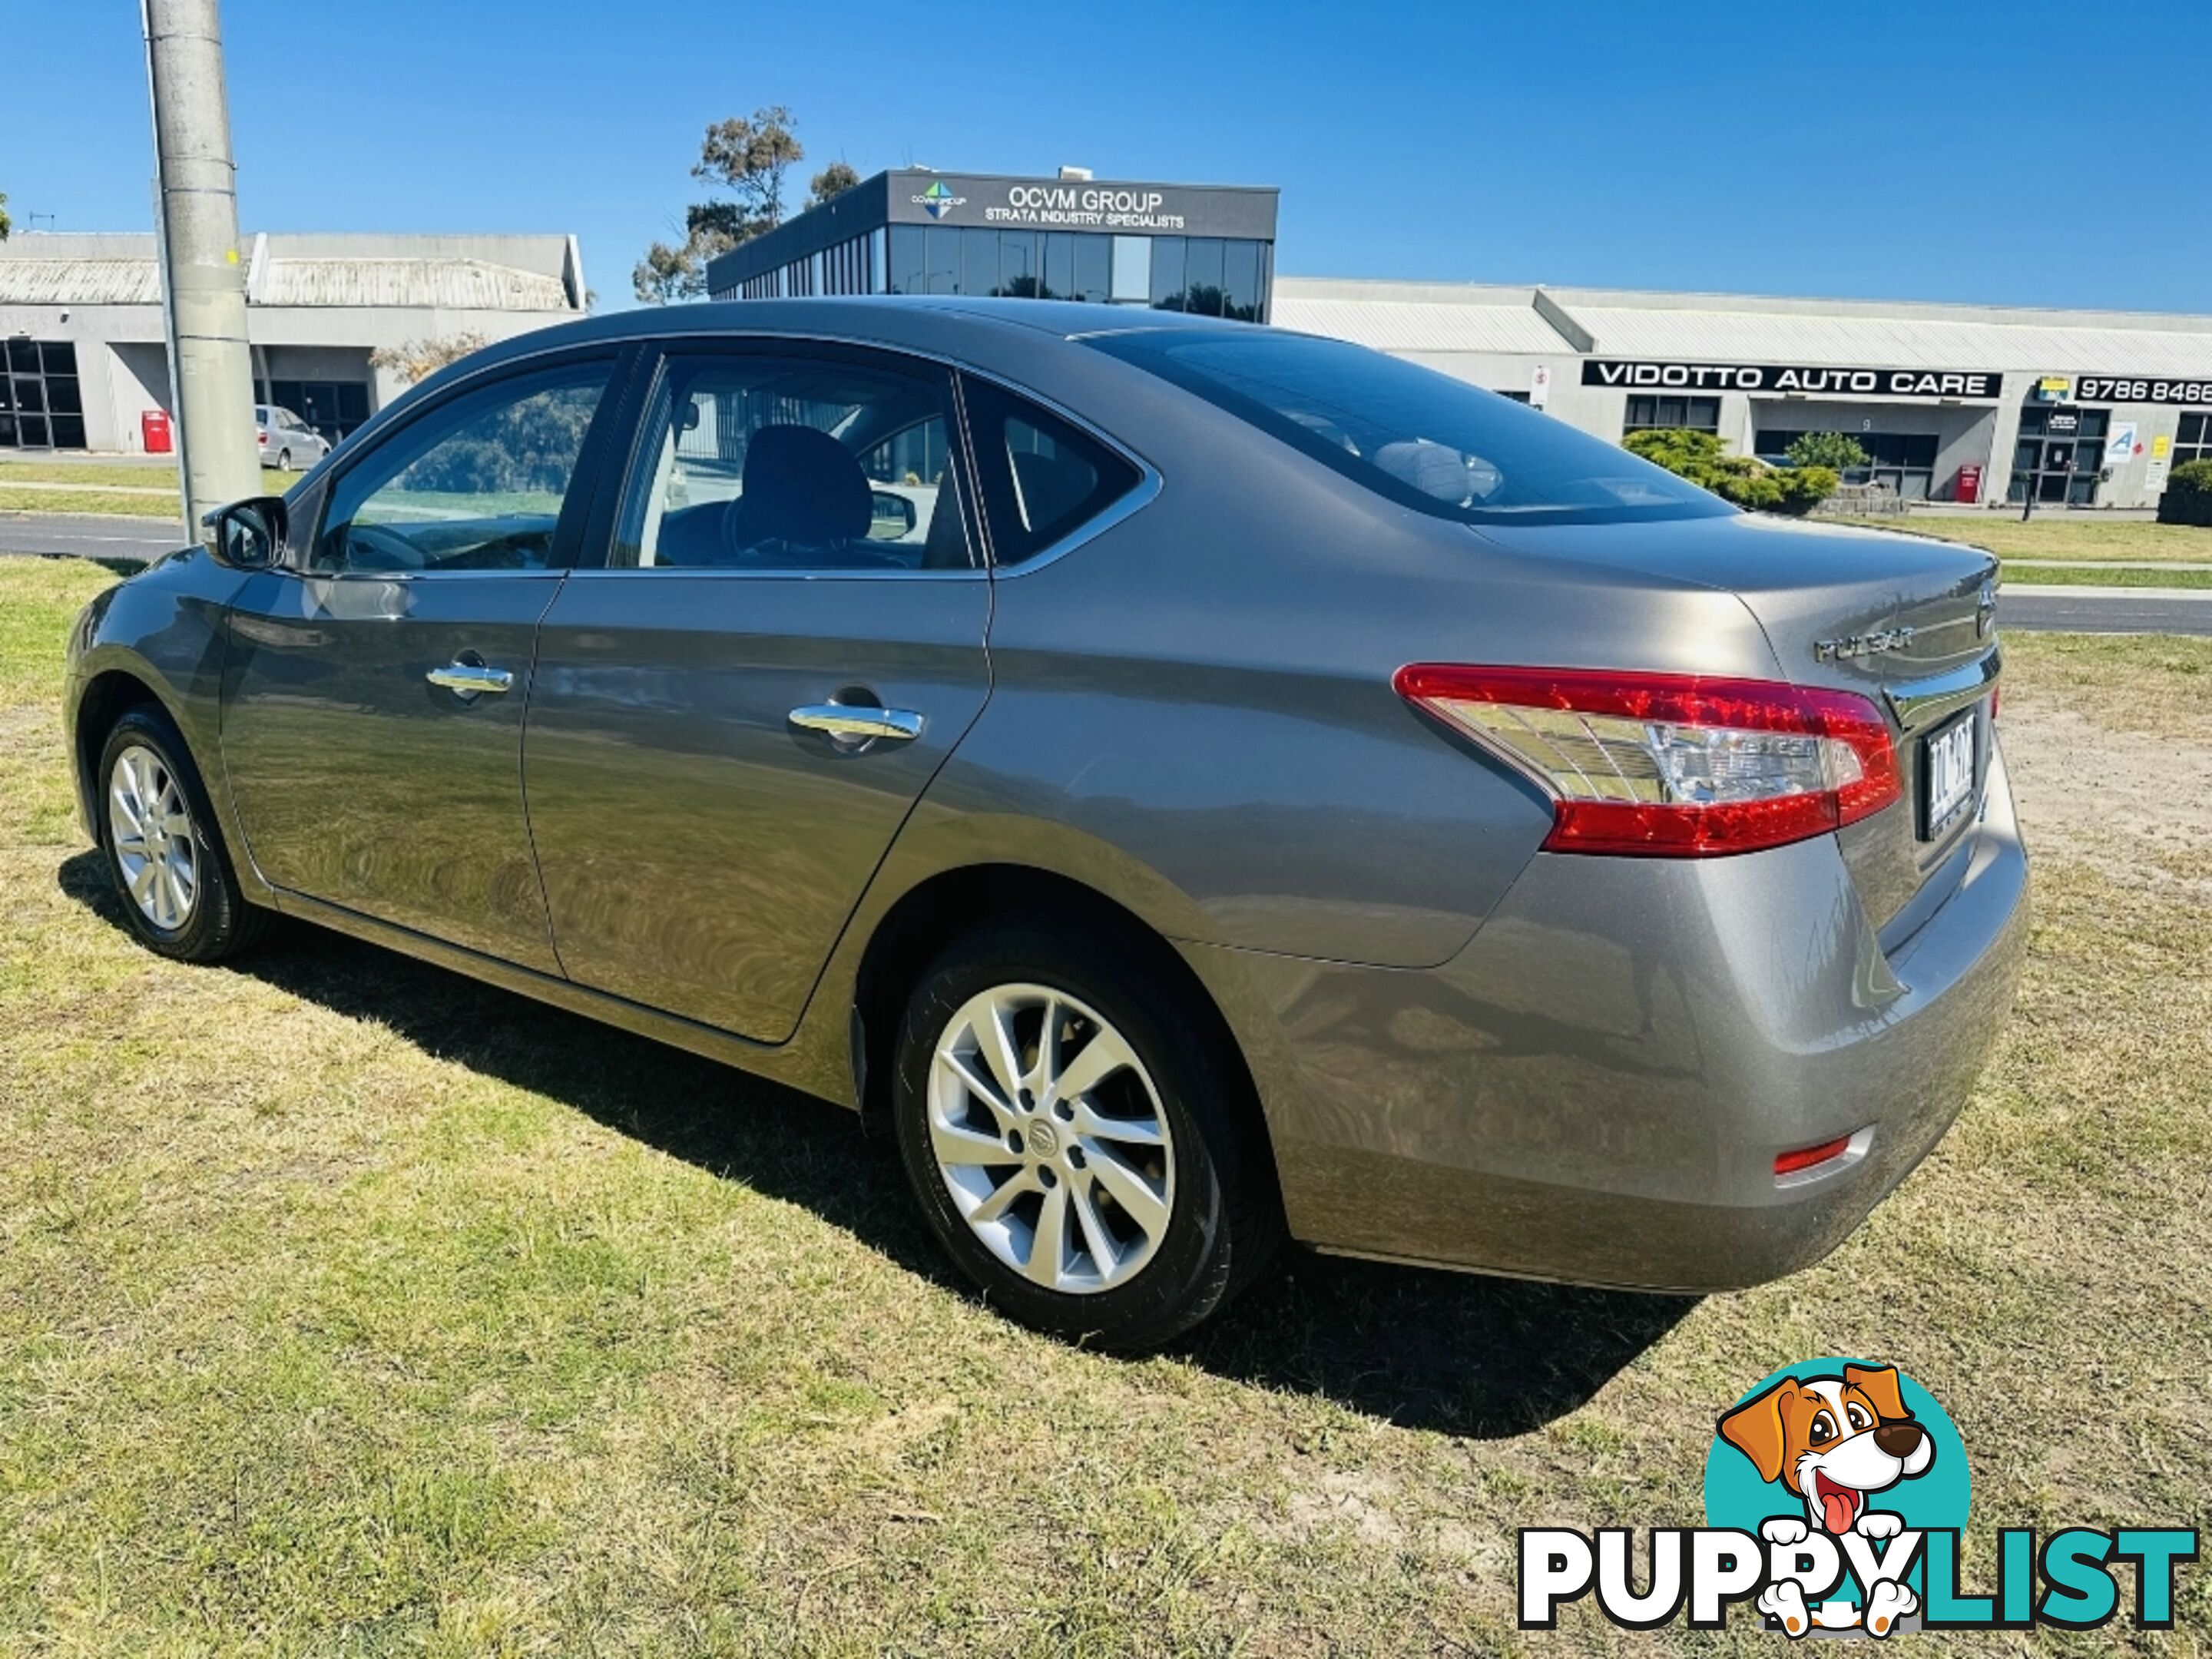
[851,864,1277,1178]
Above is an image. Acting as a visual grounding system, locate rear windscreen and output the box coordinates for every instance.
[1085,328,1734,527]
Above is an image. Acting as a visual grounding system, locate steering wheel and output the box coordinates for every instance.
[336,521,428,572]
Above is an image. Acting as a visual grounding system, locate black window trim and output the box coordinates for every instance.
[284,341,635,581]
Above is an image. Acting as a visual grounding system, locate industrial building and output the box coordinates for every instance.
[0,231,586,454]
[1273,279,2212,510]
[706,168,1278,322]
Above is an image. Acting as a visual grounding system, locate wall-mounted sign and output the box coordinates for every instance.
[2154,433,2173,459]
[1529,364,1552,407]
[2106,422,2140,465]
[2072,376,2212,406]
[883,173,1279,239]
[2035,376,2075,402]
[2147,458,2171,491]
[1581,361,2002,399]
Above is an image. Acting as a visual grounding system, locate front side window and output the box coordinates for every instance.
[313,360,611,574]
[611,348,973,571]
[1088,329,1729,526]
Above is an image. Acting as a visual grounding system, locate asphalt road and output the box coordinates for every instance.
[1998,588,2212,637]
[5,512,2211,637]
[0,512,190,567]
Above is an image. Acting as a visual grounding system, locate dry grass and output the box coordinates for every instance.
[1832,514,2212,565]
[1,557,2207,1654]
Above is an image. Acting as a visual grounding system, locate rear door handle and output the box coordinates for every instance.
[788,704,923,743]
[426,662,515,696]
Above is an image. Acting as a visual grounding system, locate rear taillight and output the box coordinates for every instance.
[1393,664,1902,858]
[257,431,267,444]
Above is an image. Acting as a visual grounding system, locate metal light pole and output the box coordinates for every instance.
[143,0,260,531]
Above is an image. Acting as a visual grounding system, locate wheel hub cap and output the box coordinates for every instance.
[108,744,198,931]
[927,983,1175,1295]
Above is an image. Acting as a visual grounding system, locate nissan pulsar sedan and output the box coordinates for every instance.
[64,300,2027,1350]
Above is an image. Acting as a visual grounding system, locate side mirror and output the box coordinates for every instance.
[869,489,918,539]
[200,495,288,570]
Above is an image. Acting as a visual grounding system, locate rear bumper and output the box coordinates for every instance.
[1197,735,2029,1293]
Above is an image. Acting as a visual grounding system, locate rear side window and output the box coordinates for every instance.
[962,376,1142,566]
[1085,329,1732,527]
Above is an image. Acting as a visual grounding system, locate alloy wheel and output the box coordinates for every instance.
[926,982,1176,1294]
[109,743,198,930]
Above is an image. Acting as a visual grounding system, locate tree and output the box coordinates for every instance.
[809,161,861,208]
[635,107,822,305]
[368,332,488,386]
[1785,430,1869,472]
[0,192,11,241]
[1624,428,1837,516]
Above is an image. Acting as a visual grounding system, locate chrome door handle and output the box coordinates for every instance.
[426,663,515,695]
[788,704,923,743]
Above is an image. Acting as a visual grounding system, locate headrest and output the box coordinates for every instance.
[740,424,873,546]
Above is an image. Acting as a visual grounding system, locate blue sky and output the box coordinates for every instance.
[10,1,2210,313]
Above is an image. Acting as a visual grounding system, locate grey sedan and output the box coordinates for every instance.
[254,403,331,472]
[63,300,2026,1349]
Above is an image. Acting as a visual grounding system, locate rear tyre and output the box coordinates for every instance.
[891,917,1281,1350]
[95,705,274,963]
[276,448,293,472]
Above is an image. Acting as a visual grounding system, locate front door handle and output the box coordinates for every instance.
[788,704,923,743]
[426,662,515,696]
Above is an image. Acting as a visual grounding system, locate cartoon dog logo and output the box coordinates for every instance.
[1718,1363,1936,1636]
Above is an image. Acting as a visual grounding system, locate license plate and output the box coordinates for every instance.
[1919,714,1975,839]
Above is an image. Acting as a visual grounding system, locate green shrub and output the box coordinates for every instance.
[1784,431,1869,472]
[2157,459,2212,527]
[1623,429,1838,516]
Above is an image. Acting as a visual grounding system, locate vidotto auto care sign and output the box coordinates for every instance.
[1582,361,2005,399]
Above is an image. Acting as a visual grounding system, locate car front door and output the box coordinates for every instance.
[220,351,624,971]
[522,338,992,1042]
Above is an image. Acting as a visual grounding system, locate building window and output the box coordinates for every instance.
[1,339,85,449]
[1754,429,1942,500]
[2177,411,2212,468]
[2009,405,2108,505]
[266,379,370,445]
[1624,394,1720,434]
[879,226,1267,316]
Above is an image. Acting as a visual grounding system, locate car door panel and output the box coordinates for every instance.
[526,575,990,1037]
[520,339,991,1043]
[219,350,624,973]
[223,571,566,969]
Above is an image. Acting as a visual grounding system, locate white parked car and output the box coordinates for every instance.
[254,405,331,472]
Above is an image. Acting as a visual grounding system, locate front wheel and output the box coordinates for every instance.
[892,919,1280,1350]
[96,706,273,962]
[276,448,293,472]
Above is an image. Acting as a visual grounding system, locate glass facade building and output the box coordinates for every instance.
[707,171,1278,322]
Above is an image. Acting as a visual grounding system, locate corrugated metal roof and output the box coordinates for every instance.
[1271,296,1568,354]
[0,260,162,306]
[1567,305,2212,375]
[255,257,571,310]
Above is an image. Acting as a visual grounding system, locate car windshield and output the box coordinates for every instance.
[1084,329,1733,526]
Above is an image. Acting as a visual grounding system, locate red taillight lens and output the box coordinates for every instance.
[257,431,267,444]
[1774,1134,1856,1177]
[1393,664,1902,858]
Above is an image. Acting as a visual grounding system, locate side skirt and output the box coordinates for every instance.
[269,888,859,1110]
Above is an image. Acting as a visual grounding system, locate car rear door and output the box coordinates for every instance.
[220,349,626,971]
[522,336,991,1043]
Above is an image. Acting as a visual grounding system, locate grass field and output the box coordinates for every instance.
[1832,513,2212,566]
[0,465,295,520]
[1,555,2207,1654]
